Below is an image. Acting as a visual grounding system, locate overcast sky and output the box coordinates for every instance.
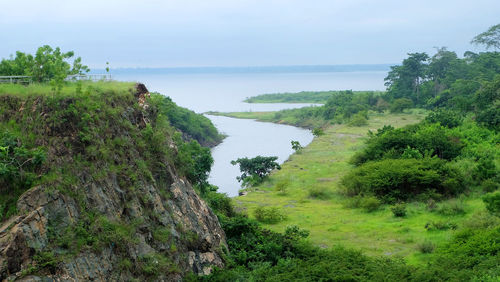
[1,0,499,68]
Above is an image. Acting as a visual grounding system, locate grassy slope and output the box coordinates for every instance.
[0,81,135,97]
[234,110,485,265]
[244,90,384,103]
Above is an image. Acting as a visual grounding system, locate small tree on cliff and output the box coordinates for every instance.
[231,156,281,187]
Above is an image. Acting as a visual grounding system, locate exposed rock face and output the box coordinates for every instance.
[0,84,226,281]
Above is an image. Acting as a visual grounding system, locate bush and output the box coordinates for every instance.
[391,203,407,217]
[351,123,464,165]
[425,109,463,128]
[416,240,435,253]
[254,206,286,224]
[152,227,170,243]
[390,98,413,113]
[481,179,499,193]
[483,191,500,216]
[138,253,177,277]
[425,220,458,231]
[360,196,382,212]
[308,186,332,200]
[203,190,235,217]
[348,112,368,127]
[0,131,46,221]
[436,199,467,216]
[342,158,465,203]
[312,127,324,137]
[462,211,500,229]
[274,179,290,195]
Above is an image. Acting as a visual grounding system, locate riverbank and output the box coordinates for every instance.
[206,110,326,129]
[244,90,384,103]
[233,110,485,265]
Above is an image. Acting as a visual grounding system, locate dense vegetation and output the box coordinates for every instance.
[0,81,220,226]
[150,92,223,147]
[2,24,499,279]
[216,24,500,281]
[244,90,383,104]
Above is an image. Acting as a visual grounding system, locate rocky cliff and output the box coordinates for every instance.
[0,83,226,281]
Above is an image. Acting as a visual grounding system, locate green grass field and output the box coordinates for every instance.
[233,110,487,265]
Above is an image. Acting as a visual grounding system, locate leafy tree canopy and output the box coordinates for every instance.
[231,156,281,187]
[471,23,500,50]
[0,45,89,82]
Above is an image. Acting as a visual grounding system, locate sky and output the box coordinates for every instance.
[1,0,499,68]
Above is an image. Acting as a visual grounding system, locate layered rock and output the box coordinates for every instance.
[0,84,226,281]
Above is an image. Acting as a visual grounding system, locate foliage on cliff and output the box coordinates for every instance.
[0,82,226,280]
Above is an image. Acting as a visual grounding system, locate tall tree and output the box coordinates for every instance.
[471,24,500,50]
[385,52,429,104]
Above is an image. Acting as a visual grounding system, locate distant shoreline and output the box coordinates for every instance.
[91,64,392,75]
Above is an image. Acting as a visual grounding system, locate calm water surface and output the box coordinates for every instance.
[115,71,386,196]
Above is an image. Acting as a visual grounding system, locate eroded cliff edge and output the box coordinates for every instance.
[0,83,226,281]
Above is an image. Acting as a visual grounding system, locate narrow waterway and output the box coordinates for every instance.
[114,70,386,196]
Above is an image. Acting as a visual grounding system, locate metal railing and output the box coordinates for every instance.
[0,76,32,84]
[0,74,112,84]
[65,74,112,81]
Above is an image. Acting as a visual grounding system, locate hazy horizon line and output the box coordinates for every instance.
[90,64,393,74]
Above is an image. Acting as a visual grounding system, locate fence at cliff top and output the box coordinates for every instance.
[0,76,32,84]
[0,74,112,84]
[66,74,112,81]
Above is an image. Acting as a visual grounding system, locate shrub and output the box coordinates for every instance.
[436,199,467,216]
[462,211,500,229]
[416,240,435,253]
[274,179,290,195]
[481,179,499,193]
[254,206,286,224]
[360,196,382,212]
[351,123,464,165]
[341,158,465,203]
[483,191,500,216]
[425,220,458,231]
[153,227,170,243]
[33,251,60,273]
[0,131,46,221]
[390,98,413,113]
[203,190,235,217]
[348,112,368,127]
[343,195,363,209]
[308,186,332,200]
[425,109,463,128]
[391,203,407,217]
[435,226,500,274]
[312,127,324,137]
[138,253,177,277]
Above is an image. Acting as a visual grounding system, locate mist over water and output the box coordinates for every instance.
[114,70,387,196]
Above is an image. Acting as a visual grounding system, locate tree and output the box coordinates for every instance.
[385,53,429,104]
[471,24,500,50]
[291,141,302,152]
[231,156,281,187]
[475,75,500,130]
[0,45,89,83]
